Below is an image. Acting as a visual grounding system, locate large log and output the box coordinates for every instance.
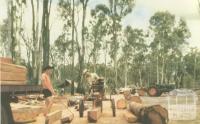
[61,111,74,123]
[138,88,146,96]
[0,57,13,64]
[123,111,138,123]
[87,107,101,122]
[45,110,62,124]
[128,102,168,124]
[129,96,142,103]
[129,102,145,116]
[116,98,127,109]
[123,91,142,103]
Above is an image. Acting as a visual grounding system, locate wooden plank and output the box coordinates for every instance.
[0,62,27,73]
[0,57,13,64]
[0,81,26,85]
[45,110,62,124]
[123,111,138,123]
[0,71,26,81]
[87,107,101,122]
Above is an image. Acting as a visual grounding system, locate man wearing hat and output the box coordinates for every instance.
[41,65,56,116]
[83,69,100,85]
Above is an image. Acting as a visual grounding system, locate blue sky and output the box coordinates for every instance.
[0,0,199,48]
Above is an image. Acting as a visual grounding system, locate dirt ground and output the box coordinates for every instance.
[12,92,200,124]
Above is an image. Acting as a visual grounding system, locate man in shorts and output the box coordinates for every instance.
[41,65,56,116]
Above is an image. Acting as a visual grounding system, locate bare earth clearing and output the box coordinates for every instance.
[12,92,200,124]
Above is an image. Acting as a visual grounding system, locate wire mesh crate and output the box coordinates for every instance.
[167,89,198,120]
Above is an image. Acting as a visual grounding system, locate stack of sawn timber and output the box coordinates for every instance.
[0,57,27,85]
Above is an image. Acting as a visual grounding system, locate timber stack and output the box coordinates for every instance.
[0,57,27,85]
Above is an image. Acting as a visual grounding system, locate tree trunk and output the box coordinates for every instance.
[139,69,142,86]
[10,0,21,64]
[31,0,37,82]
[71,0,75,95]
[77,0,89,94]
[156,55,159,84]
[161,56,165,84]
[124,60,128,88]
[41,0,52,68]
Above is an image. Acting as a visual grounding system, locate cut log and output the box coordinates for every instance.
[124,91,142,103]
[12,106,42,123]
[128,102,168,124]
[87,107,101,122]
[138,88,146,96]
[129,102,145,116]
[123,90,131,99]
[129,96,142,103]
[45,110,62,124]
[61,112,74,123]
[123,111,138,123]
[116,98,127,109]
[0,57,13,64]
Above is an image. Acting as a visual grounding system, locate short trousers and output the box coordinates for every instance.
[42,89,52,98]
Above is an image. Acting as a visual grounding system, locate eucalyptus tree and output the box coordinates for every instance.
[9,0,26,64]
[184,48,200,87]
[94,0,135,85]
[87,4,111,72]
[122,26,147,87]
[149,11,190,85]
[42,0,52,68]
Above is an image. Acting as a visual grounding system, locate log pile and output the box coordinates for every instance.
[125,101,168,124]
[0,57,27,85]
[123,90,168,124]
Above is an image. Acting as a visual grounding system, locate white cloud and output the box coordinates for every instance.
[122,0,200,48]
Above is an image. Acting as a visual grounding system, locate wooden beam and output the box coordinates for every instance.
[45,110,62,124]
[87,107,101,122]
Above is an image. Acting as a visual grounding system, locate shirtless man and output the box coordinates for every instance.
[41,65,56,116]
